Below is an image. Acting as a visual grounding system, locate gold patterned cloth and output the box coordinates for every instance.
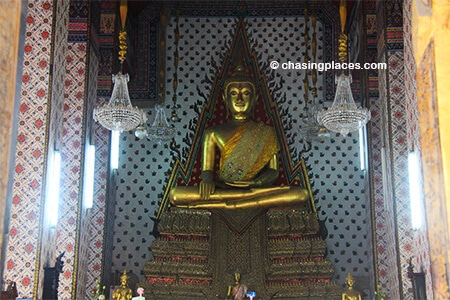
[218,121,280,182]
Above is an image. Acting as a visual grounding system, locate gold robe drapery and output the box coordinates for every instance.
[218,121,280,183]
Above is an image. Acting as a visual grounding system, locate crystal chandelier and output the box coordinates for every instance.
[301,116,331,142]
[135,105,175,142]
[93,0,146,133]
[317,74,370,136]
[94,72,147,132]
[316,0,370,137]
[169,5,181,123]
[301,125,331,142]
[134,5,179,143]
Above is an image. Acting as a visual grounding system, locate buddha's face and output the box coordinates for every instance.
[120,276,127,286]
[225,82,255,118]
[346,277,354,287]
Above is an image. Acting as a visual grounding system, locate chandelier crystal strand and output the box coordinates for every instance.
[170,5,181,122]
[144,5,178,142]
[311,7,330,141]
[134,5,175,142]
[300,5,330,141]
[316,0,370,137]
[93,0,146,132]
[301,6,310,125]
[311,6,317,100]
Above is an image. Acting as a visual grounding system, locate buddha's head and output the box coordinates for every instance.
[345,272,355,287]
[120,269,128,286]
[223,66,257,119]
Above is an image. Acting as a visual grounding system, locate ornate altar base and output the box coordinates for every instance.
[141,207,343,299]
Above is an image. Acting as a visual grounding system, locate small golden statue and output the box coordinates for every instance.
[342,273,362,300]
[170,66,309,209]
[112,270,133,300]
[231,272,248,300]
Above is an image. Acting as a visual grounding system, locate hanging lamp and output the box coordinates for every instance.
[134,4,177,142]
[299,5,330,142]
[93,0,146,133]
[316,0,370,137]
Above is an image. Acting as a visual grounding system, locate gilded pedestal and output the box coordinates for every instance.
[141,208,342,299]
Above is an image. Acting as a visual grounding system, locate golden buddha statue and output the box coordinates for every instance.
[170,66,309,209]
[342,273,362,300]
[112,270,133,300]
[231,272,248,300]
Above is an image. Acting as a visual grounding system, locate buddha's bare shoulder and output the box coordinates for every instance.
[204,122,239,137]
